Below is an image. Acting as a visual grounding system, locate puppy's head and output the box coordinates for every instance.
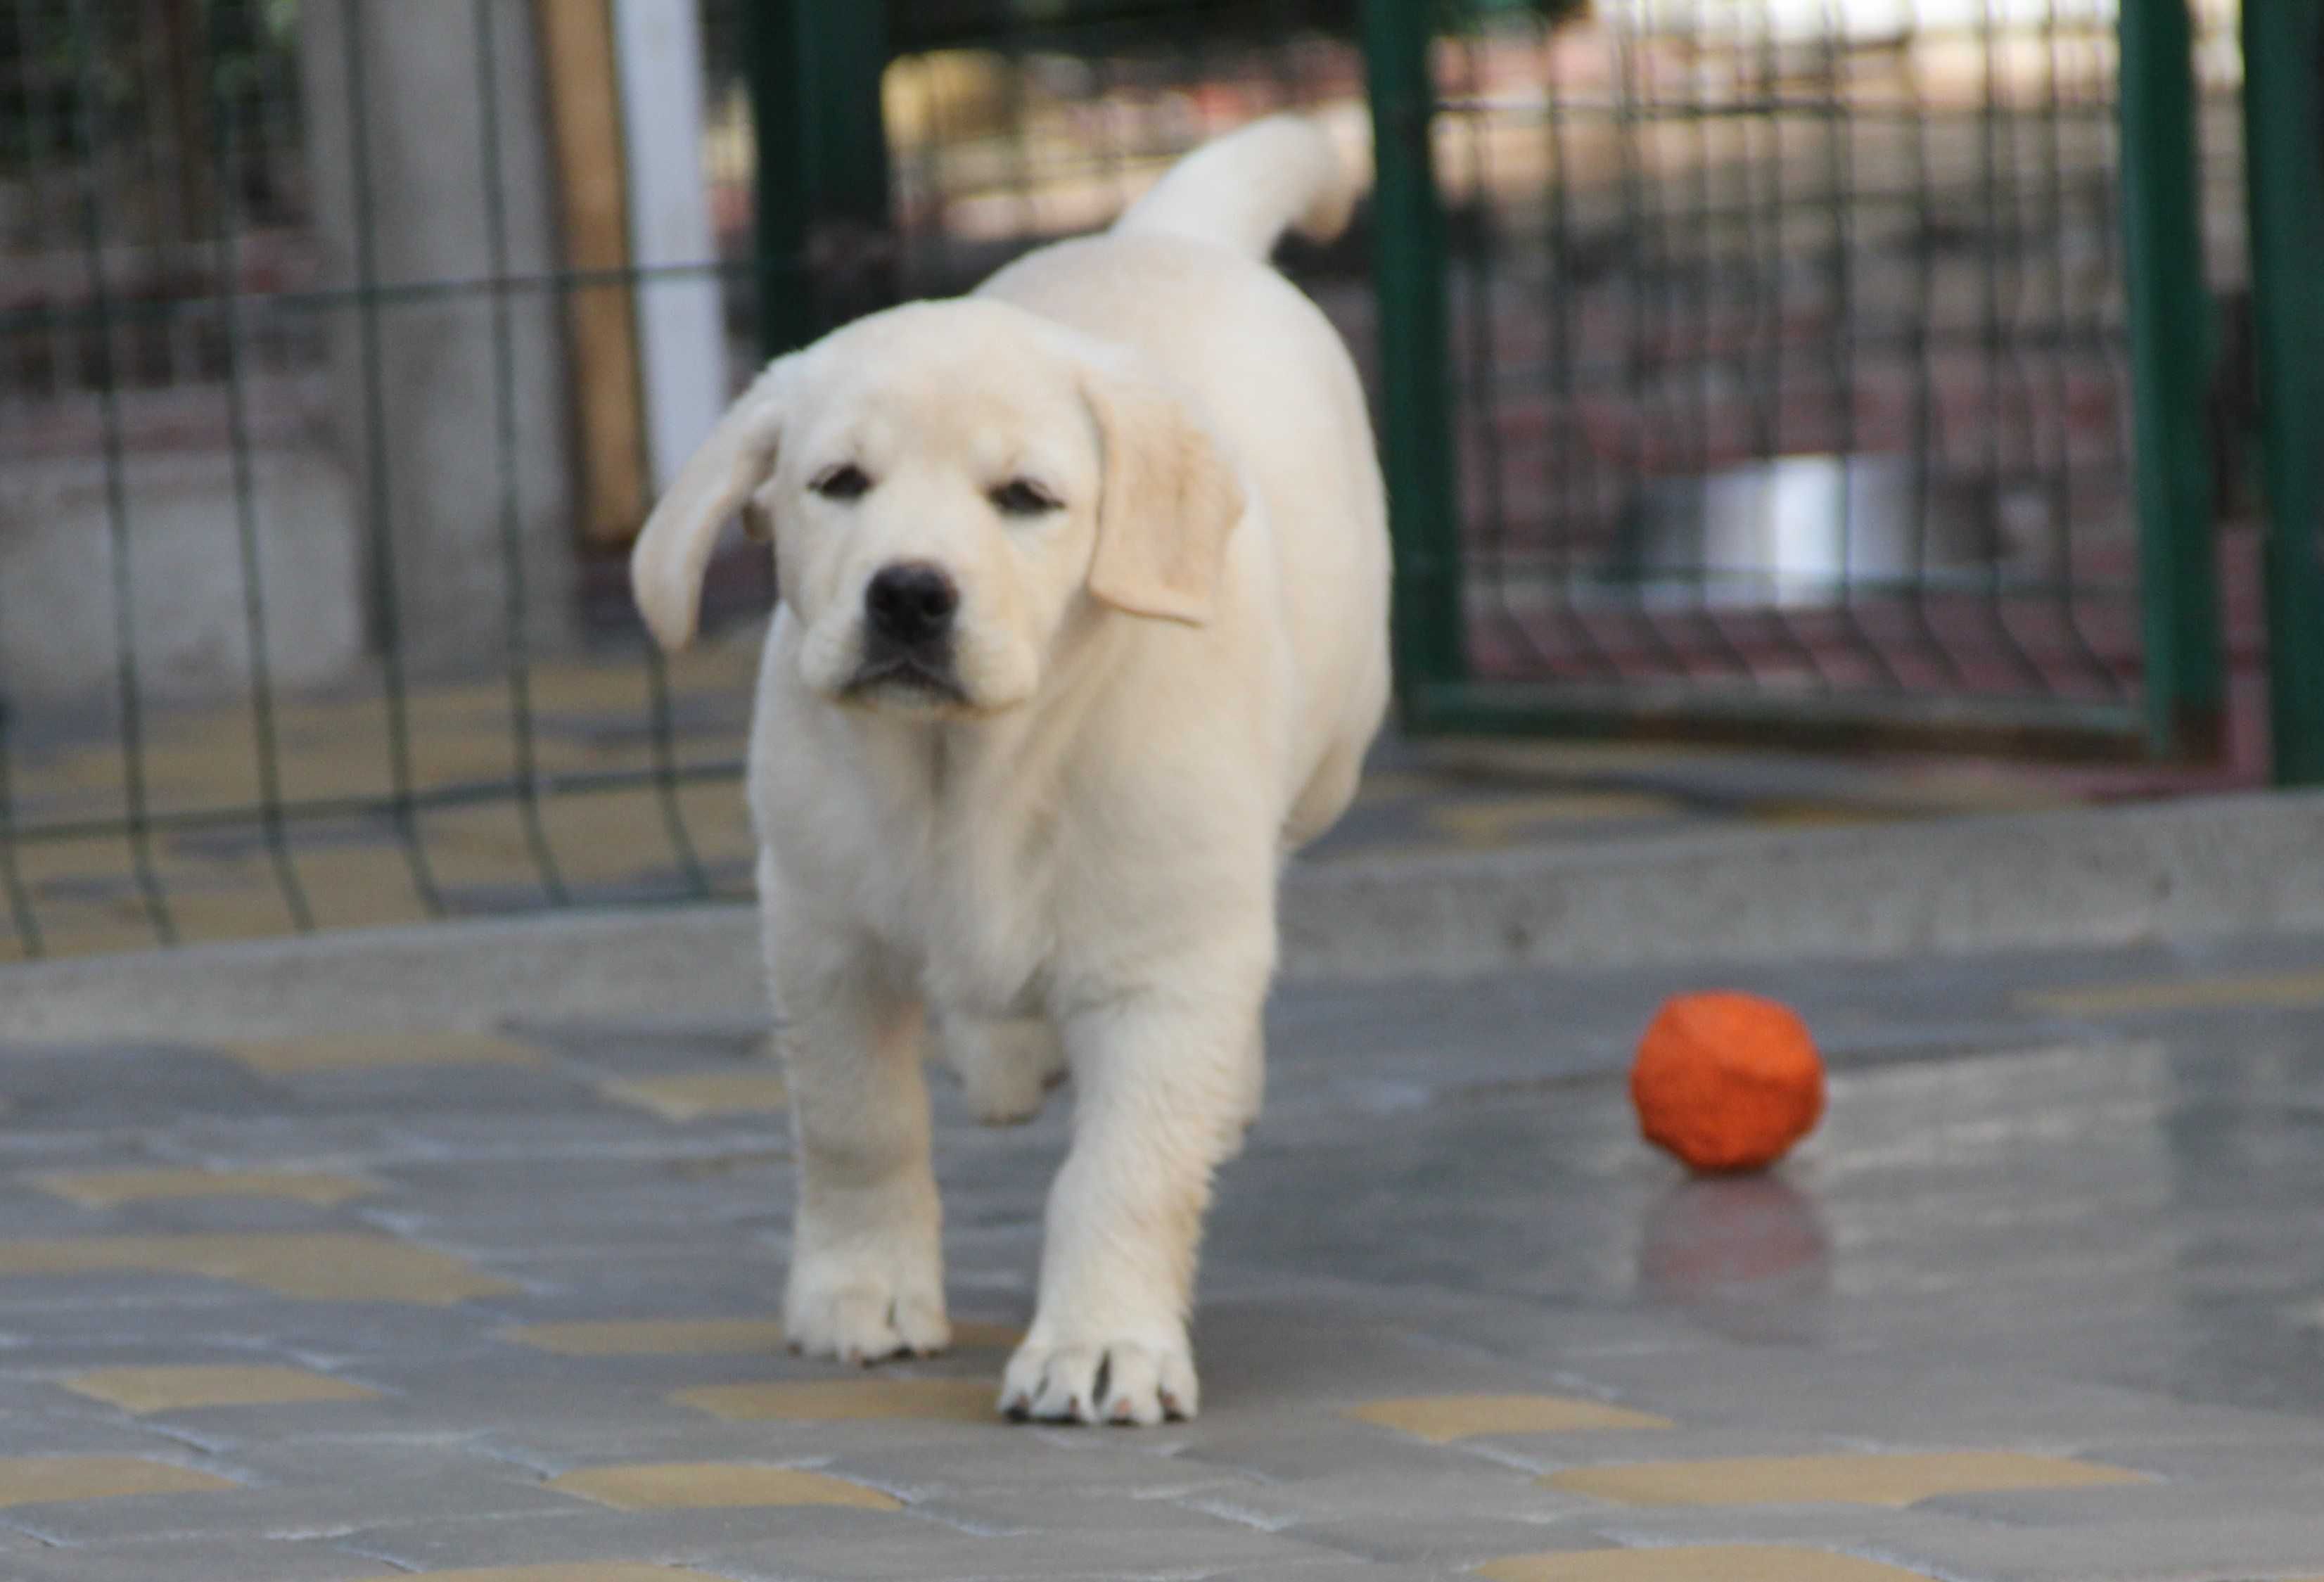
[630,298,1243,718]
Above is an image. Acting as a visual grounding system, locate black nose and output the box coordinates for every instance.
[864,561,959,647]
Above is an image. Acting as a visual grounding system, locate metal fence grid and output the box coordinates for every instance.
[1379,0,2247,754]
[0,0,1365,962]
[0,0,785,964]
[0,1,2275,964]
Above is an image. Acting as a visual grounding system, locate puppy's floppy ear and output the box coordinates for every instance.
[1080,365,1245,625]
[629,356,795,651]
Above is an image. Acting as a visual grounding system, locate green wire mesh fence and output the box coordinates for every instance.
[1370,0,2248,756]
[0,0,1367,961]
[0,0,2275,963]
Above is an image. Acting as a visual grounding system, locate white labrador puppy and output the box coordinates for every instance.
[630,115,1389,1425]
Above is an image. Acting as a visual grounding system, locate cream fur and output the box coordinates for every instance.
[629,115,1388,1425]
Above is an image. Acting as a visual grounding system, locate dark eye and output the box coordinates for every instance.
[990,478,1061,516]
[811,464,872,502]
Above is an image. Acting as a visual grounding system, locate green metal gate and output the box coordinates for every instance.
[2244,0,2324,784]
[1362,0,2250,763]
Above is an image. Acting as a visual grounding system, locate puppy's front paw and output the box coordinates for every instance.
[998,1326,1196,1426]
[784,1258,949,1365]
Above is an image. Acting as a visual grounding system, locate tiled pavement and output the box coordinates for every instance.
[0,634,2096,964]
[5,930,2324,1576]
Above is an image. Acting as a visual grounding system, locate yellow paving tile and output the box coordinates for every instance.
[0,805,748,961]
[141,890,306,945]
[2018,967,2324,1017]
[222,1033,547,1077]
[547,1462,902,1511]
[91,731,605,812]
[0,923,165,967]
[1545,1451,2149,1507]
[33,1169,376,1208]
[599,1071,789,1121]
[0,1233,517,1303]
[63,848,435,945]
[63,1365,380,1414]
[404,808,566,893]
[241,848,435,935]
[1426,792,1685,848]
[675,1377,997,1424]
[0,1455,237,1507]
[504,1317,1021,1355]
[419,806,592,891]
[352,1569,717,1582]
[1476,1545,1936,1581]
[385,643,756,720]
[427,789,755,889]
[6,836,160,905]
[1349,1395,1674,1443]
[931,1318,1031,1351]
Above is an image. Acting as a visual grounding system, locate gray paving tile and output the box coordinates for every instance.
[34,1477,574,1550]
[820,1438,1248,1503]
[1927,1473,2324,1529]
[485,1423,1021,1482]
[1177,1466,1590,1530]
[2076,1436,2324,1482]
[1557,1346,2308,1448]
[337,1503,1045,1575]
[1443,1427,1872,1476]
[112,1302,518,1368]
[1278,1512,1606,1568]
[0,1410,205,1459]
[902,1491,1318,1543]
[1565,1504,2030,1574]
[1173,1425,1500,1486]
[1863,1510,2324,1581]
[215,1435,532,1486]
[703,1519,1346,1581]
[7,1536,388,1582]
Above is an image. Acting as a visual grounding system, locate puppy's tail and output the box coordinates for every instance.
[1113,113,1358,260]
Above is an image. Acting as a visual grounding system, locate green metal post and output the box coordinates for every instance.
[1360,0,1467,714]
[740,0,812,358]
[2245,0,2324,784]
[2117,0,2224,758]
[740,0,890,359]
[797,3,892,227]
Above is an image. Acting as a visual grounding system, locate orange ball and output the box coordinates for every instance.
[1630,992,1825,1173]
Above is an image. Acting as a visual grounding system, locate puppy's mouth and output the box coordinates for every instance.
[841,648,971,708]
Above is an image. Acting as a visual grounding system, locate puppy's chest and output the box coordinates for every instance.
[851,779,1061,1014]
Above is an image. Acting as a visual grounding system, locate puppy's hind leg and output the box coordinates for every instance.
[943,1014,1068,1126]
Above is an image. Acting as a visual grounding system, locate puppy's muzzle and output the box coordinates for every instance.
[851,561,968,702]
